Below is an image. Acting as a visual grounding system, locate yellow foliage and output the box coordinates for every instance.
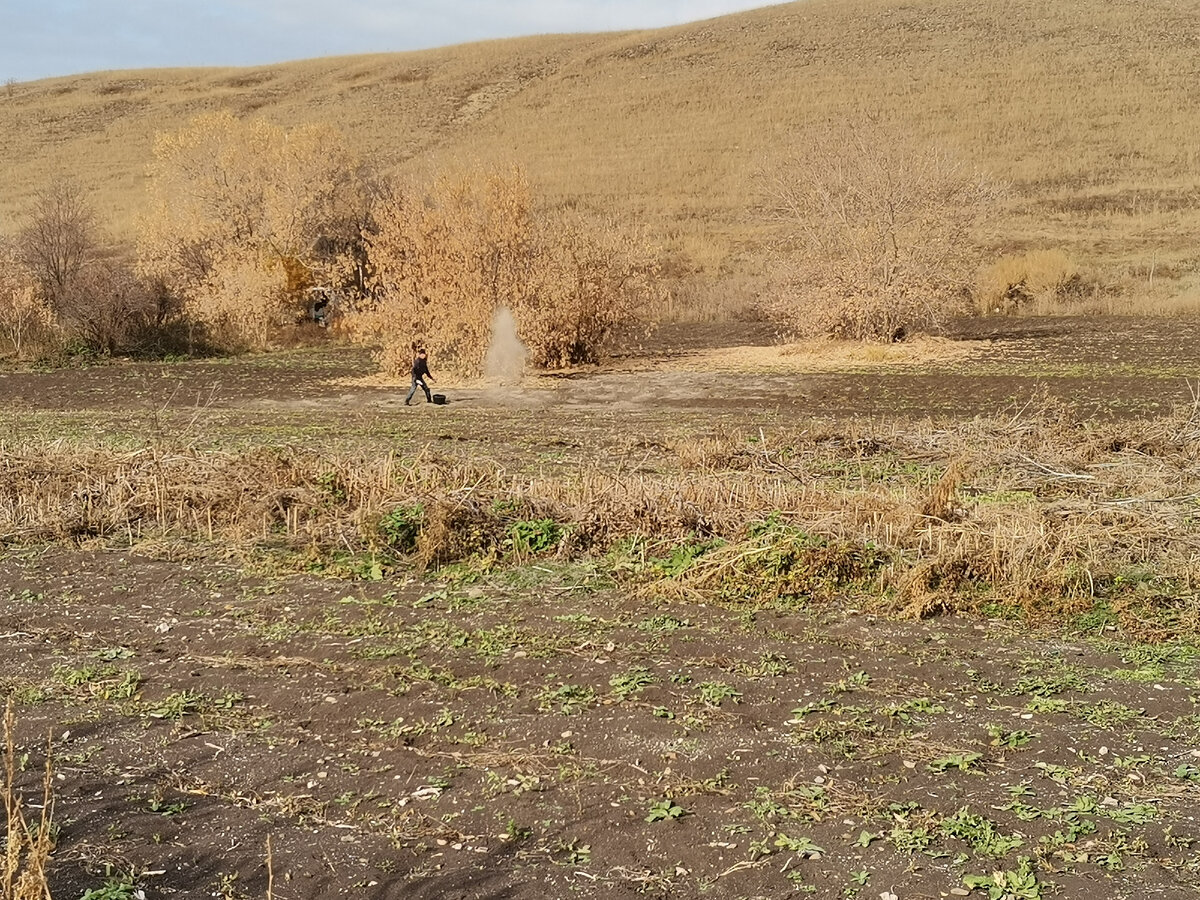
[136,111,366,347]
[351,167,661,375]
[0,246,54,359]
[190,249,290,351]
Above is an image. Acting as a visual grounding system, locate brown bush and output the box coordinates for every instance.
[15,180,97,308]
[765,120,1002,341]
[518,210,662,368]
[57,258,159,355]
[351,167,661,375]
[0,244,54,359]
[137,111,369,349]
[353,168,534,375]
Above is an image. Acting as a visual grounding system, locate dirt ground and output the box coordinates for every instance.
[1,317,1199,426]
[3,550,1198,899]
[3,316,1200,899]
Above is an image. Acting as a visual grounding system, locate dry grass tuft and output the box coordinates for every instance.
[3,702,54,900]
[974,250,1083,316]
[668,338,980,374]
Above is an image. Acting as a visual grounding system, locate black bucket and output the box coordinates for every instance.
[431,394,448,405]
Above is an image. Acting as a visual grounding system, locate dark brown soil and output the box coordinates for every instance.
[4,316,1200,899]
[1,316,1198,423]
[2,550,1198,899]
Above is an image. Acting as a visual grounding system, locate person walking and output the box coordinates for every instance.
[405,347,434,405]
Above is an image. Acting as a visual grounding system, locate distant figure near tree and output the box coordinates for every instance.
[405,347,433,405]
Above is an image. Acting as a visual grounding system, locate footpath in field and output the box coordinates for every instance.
[2,550,1198,899]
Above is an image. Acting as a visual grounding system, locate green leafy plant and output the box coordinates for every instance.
[928,752,983,774]
[1174,763,1200,783]
[645,798,688,823]
[962,857,1042,899]
[696,681,742,707]
[378,503,424,552]
[80,873,143,900]
[508,518,563,555]
[537,683,596,715]
[774,833,824,857]
[987,725,1037,750]
[610,668,655,700]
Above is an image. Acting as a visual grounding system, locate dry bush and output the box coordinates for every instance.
[15,181,96,308]
[354,168,534,375]
[188,249,291,351]
[3,702,54,900]
[974,250,1082,315]
[0,245,54,359]
[517,210,662,368]
[137,111,368,350]
[351,167,661,375]
[766,120,1002,341]
[56,258,159,356]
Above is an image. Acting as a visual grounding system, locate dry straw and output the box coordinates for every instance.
[4,402,1200,636]
[3,702,54,900]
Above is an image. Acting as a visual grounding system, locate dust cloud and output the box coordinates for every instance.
[483,306,527,382]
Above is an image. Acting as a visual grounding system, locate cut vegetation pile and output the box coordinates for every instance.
[4,404,1200,640]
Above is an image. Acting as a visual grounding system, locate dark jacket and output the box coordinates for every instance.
[411,356,431,381]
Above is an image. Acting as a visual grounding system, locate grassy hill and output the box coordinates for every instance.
[3,0,1200,309]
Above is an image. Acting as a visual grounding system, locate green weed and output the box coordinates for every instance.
[645,798,687,823]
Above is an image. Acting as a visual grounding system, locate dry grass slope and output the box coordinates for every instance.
[3,0,1200,305]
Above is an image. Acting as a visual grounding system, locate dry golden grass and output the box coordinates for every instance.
[667,337,981,373]
[3,0,1200,308]
[3,405,1200,638]
[3,702,54,900]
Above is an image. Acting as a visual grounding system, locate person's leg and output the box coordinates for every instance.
[405,379,418,405]
[421,379,432,402]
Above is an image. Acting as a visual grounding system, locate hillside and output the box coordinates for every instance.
[3,0,1200,304]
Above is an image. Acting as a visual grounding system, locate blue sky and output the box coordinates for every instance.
[3,1,785,82]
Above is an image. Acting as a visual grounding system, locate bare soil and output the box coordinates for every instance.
[3,550,1198,899]
[1,316,1198,425]
[3,316,1200,899]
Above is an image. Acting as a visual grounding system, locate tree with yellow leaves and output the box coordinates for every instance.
[136,111,368,348]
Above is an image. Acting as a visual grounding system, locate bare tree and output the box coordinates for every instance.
[16,181,97,308]
[58,259,157,356]
[765,120,1002,341]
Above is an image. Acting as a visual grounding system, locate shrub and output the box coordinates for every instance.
[187,248,291,351]
[15,180,96,307]
[378,503,424,553]
[56,258,159,356]
[517,210,662,368]
[353,167,534,375]
[0,244,53,359]
[349,166,661,376]
[765,120,1002,340]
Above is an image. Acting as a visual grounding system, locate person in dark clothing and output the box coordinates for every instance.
[405,348,433,405]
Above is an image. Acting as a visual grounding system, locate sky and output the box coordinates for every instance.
[2,1,785,82]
